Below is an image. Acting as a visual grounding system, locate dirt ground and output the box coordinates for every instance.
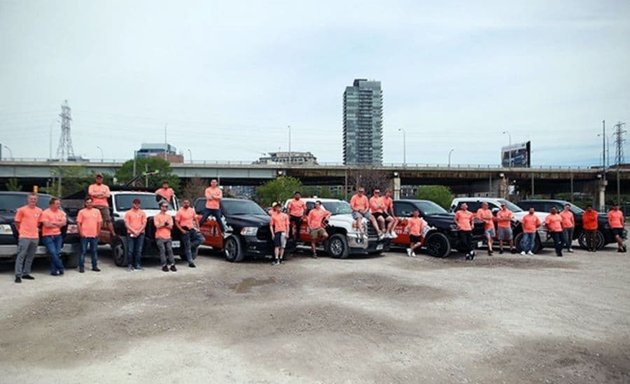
[0,242,629,384]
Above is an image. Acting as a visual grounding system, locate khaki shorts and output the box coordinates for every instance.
[94,205,111,223]
[310,228,327,240]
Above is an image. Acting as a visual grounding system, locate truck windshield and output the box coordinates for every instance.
[115,194,174,211]
[0,193,53,212]
[414,200,448,215]
[497,199,524,212]
[320,201,353,215]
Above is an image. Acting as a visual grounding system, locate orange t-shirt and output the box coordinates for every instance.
[545,214,563,232]
[522,214,541,233]
[77,207,102,238]
[175,207,195,229]
[369,196,385,213]
[560,210,574,229]
[155,187,175,202]
[496,209,513,228]
[15,206,43,239]
[307,208,329,229]
[88,183,110,207]
[476,208,495,230]
[455,210,473,231]
[287,199,306,217]
[582,210,599,231]
[40,208,67,237]
[153,212,173,239]
[608,210,624,229]
[205,187,222,209]
[350,194,369,211]
[406,217,425,236]
[383,196,393,213]
[124,208,147,234]
[270,211,289,233]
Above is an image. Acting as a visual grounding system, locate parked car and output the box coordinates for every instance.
[450,197,549,253]
[283,198,387,258]
[193,197,274,262]
[63,187,182,267]
[0,191,81,267]
[516,199,627,250]
[390,199,485,257]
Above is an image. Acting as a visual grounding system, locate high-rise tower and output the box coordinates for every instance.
[343,79,383,165]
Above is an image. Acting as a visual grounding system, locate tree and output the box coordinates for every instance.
[115,157,180,192]
[181,177,207,201]
[255,176,303,208]
[302,186,344,200]
[5,178,22,192]
[347,168,391,195]
[41,166,98,197]
[416,185,453,210]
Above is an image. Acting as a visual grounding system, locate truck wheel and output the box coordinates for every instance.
[326,234,349,259]
[577,230,605,250]
[424,232,451,258]
[224,235,245,262]
[64,252,80,268]
[112,236,128,267]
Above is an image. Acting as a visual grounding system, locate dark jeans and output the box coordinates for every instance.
[459,230,472,254]
[550,231,563,255]
[289,215,302,240]
[200,208,226,232]
[42,234,64,274]
[127,234,145,267]
[181,229,204,263]
[563,228,574,250]
[520,232,536,253]
[584,230,597,251]
[80,237,98,268]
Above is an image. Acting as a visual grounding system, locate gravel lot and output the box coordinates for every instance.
[1,242,629,384]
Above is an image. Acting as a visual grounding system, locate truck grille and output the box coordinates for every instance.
[257,226,272,241]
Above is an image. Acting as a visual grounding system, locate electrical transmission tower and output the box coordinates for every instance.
[613,121,626,167]
[56,100,75,161]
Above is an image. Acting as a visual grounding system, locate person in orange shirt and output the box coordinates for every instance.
[14,194,42,283]
[455,203,475,260]
[154,201,177,272]
[520,208,541,255]
[383,190,399,238]
[175,199,204,268]
[582,205,599,252]
[476,202,495,255]
[404,209,426,257]
[287,191,306,241]
[269,202,290,265]
[369,189,388,234]
[307,200,331,258]
[496,203,515,254]
[560,203,575,253]
[545,207,564,257]
[200,179,228,235]
[155,180,175,203]
[350,187,383,239]
[77,197,102,273]
[88,173,114,238]
[124,198,147,271]
[40,197,68,276]
[608,203,626,253]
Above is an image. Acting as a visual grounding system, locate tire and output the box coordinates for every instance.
[223,235,245,262]
[514,232,542,253]
[64,251,80,268]
[577,230,605,250]
[326,234,349,259]
[112,236,128,267]
[424,232,451,258]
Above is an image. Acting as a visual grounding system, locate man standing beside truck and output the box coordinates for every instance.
[124,198,147,271]
[175,199,204,268]
[154,201,177,272]
[287,191,306,241]
[14,194,42,283]
[40,197,67,276]
[307,200,331,258]
[76,197,102,273]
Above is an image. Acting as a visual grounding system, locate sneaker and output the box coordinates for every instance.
[488,250,493,256]
[406,248,412,257]
[22,274,35,280]
[520,251,526,256]
[135,265,143,271]
[470,250,475,260]
[312,253,318,259]
[162,265,169,272]
[465,254,471,260]
[170,265,177,272]
[92,267,101,272]
[271,260,280,266]
[567,248,574,253]
[378,233,385,240]
[15,276,21,283]
[623,245,627,253]
[557,252,563,257]
[59,270,64,275]
[279,259,285,264]
[50,271,60,276]
[527,251,534,255]
[127,265,134,272]
[390,231,398,239]
[411,252,417,257]
[188,262,196,268]
[79,266,85,273]
[618,248,624,253]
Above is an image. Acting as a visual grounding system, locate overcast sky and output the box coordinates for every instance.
[0,0,628,167]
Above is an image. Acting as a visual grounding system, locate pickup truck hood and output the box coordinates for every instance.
[328,213,356,228]
[226,214,270,228]
[423,212,456,227]
[513,211,548,222]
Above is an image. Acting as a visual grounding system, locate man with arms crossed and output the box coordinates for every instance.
[155,180,175,203]
[40,197,67,276]
[154,201,177,272]
[270,202,289,265]
[200,179,228,236]
[496,203,515,254]
[88,173,115,238]
[14,194,42,283]
[455,203,475,260]
[77,197,102,273]
[175,199,204,268]
[608,203,627,253]
[287,191,306,241]
[560,203,575,253]
[545,207,564,257]
[582,205,599,252]
[307,200,331,258]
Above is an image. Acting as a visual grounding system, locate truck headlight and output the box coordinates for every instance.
[66,224,79,235]
[240,227,258,236]
[0,224,13,235]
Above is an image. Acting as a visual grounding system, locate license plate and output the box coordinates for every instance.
[376,243,384,250]
[477,241,483,248]
[172,241,180,248]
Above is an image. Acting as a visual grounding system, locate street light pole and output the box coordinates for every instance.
[3,145,13,160]
[188,149,192,164]
[448,148,454,167]
[96,146,103,162]
[398,128,406,166]
[502,131,512,167]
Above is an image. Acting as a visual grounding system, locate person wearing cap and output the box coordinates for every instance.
[200,179,228,235]
[350,187,384,240]
[496,203,515,254]
[582,205,599,252]
[88,173,115,238]
[560,203,575,253]
[154,201,177,272]
[124,198,147,271]
[175,199,204,267]
[307,200,331,258]
[287,191,306,241]
[476,201,495,255]
[455,203,475,260]
[40,197,68,276]
[545,207,564,257]
[404,208,427,257]
[608,203,626,253]
[269,202,289,265]
[155,180,175,203]
[76,197,102,273]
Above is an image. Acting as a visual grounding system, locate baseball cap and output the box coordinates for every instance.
[95,173,103,178]
[272,202,280,208]
[159,200,169,207]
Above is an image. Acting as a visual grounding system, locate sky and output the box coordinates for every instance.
[0,0,629,167]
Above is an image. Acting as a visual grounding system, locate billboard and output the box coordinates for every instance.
[501,141,531,167]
